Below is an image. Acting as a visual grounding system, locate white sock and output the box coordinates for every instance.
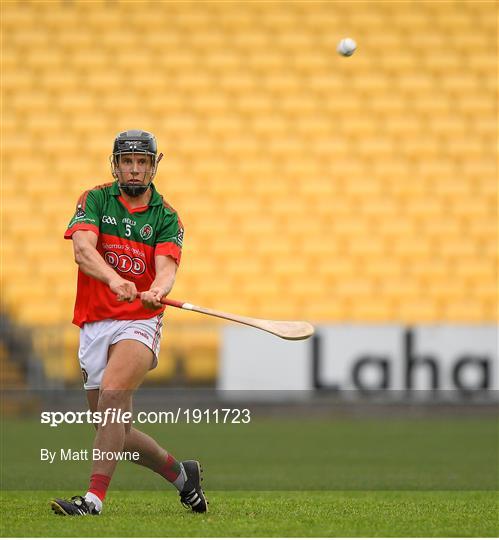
[173,463,187,491]
[85,491,103,512]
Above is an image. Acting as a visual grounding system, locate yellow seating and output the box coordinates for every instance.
[1,0,496,383]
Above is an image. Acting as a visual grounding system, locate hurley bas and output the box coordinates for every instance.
[41,448,140,464]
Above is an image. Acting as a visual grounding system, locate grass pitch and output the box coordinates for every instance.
[1,490,497,537]
[1,415,497,536]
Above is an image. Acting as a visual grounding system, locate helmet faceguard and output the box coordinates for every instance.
[110,130,163,197]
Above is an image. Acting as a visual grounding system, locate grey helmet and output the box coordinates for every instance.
[111,130,163,197]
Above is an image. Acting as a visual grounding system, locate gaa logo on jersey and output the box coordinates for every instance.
[75,205,86,218]
[140,224,153,240]
[102,215,118,225]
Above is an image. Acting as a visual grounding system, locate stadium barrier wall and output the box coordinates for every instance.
[219,325,498,401]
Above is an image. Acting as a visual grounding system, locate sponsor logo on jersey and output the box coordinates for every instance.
[140,224,153,240]
[122,217,136,226]
[102,215,118,225]
[76,205,86,218]
[177,228,184,247]
[104,250,146,275]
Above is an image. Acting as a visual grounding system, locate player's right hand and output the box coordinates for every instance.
[109,277,137,303]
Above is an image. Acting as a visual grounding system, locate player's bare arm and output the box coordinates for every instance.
[72,230,137,302]
[141,254,178,310]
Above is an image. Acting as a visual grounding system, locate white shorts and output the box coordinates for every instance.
[78,315,164,390]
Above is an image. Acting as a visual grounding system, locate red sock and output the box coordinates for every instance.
[88,473,111,501]
[156,454,182,482]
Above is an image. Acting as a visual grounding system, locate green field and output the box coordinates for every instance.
[1,490,497,537]
[1,415,497,536]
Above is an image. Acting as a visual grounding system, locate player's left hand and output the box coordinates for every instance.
[141,288,165,310]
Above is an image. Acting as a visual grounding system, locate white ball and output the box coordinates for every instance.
[337,37,357,57]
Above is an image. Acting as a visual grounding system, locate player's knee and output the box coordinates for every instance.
[97,388,131,410]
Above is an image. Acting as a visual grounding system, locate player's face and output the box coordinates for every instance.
[116,153,153,185]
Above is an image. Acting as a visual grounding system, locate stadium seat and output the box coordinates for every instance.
[147,347,177,381]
